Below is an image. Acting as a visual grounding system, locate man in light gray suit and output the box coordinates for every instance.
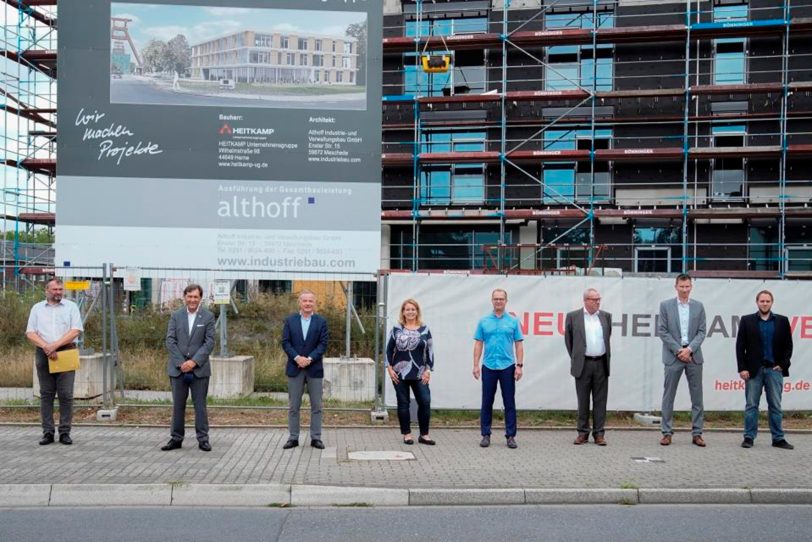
[565,288,612,446]
[161,284,216,452]
[657,274,707,447]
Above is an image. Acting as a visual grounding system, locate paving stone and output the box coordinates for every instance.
[0,484,51,506]
[291,484,408,506]
[638,488,751,504]
[525,488,638,505]
[49,483,171,506]
[0,426,810,505]
[172,483,289,506]
[410,488,525,505]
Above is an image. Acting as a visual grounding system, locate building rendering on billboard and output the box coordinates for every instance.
[56,0,382,279]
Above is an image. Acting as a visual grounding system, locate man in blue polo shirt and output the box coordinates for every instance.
[473,288,524,449]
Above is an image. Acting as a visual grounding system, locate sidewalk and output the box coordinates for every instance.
[0,425,810,507]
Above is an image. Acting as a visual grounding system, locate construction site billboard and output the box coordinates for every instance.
[56,0,382,279]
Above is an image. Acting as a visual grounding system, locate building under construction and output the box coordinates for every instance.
[380,0,812,278]
[2,0,812,281]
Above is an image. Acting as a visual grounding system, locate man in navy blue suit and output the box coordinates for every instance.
[281,290,329,450]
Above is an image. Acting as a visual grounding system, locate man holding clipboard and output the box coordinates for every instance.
[25,278,83,446]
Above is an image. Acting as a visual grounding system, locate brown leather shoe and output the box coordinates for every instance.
[692,435,706,447]
[573,434,589,445]
[660,434,672,446]
[593,435,607,446]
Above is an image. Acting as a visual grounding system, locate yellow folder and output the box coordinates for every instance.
[48,348,80,374]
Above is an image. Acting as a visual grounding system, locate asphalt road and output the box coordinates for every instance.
[110,77,366,110]
[2,505,811,542]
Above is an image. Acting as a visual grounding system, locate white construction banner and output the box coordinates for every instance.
[385,274,812,411]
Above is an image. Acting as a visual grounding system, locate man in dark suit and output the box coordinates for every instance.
[161,284,216,452]
[736,290,794,450]
[282,290,329,450]
[658,273,707,447]
[565,288,612,446]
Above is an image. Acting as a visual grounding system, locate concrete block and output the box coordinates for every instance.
[209,355,255,398]
[525,488,638,505]
[0,484,51,507]
[291,485,408,507]
[409,488,525,506]
[638,488,750,504]
[370,408,388,423]
[751,489,812,504]
[323,358,375,402]
[49,484,171,506]
[33,353,111,402]
[172,484,289,507]
[96,406,119,421]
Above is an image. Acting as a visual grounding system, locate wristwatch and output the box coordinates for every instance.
[516,363,524,368]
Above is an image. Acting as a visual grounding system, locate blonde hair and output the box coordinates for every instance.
[398,298,423,327]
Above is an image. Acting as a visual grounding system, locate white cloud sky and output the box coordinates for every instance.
[202,7,251,16]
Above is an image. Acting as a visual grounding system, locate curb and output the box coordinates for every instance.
[2,484,811,507]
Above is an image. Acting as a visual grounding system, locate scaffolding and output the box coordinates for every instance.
[3,0,812,281]
[1,0,57,285]
[381,0,812,277]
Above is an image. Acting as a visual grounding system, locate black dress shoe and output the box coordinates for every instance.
[282,439,299,450]
[418,436,436,445]
[59,434,73,445]
[198,441,212,452]
[311,439,325,449]
[39,433,54,446]
[772,439,794,450]
[161,439,182,451]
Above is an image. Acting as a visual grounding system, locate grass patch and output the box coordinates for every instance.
[0,290,376,393]
[0,346,34,387]
[620,481,639,490]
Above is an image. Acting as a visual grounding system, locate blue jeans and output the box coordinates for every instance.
[744,367,785,442]
[481,365,516,438]
[393,379,431,436]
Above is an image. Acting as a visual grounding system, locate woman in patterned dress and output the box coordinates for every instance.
[386,298,435,445]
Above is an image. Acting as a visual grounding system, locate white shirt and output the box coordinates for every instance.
[677,298,690,346]
[583,308,606,357]
[187,310,198,335]
[26,299,83,343]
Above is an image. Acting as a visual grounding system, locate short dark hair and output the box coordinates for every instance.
[756,290,774,302]
[675,273,692,284]
[183,283,203,297]
[45,277,63,288]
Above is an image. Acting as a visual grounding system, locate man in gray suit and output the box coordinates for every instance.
[657,274,707,447]
[565,288,612,446]
[161,284,216,452]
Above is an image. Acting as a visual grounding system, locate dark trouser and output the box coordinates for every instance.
[35,348,75,436]
[169,375,210,443]
[393,379,431,436]
[481,365,517,438]
[575,357,609,437]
